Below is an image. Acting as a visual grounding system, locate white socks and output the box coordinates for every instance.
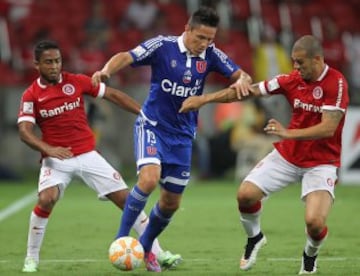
[25,211,49,262]
[240,210,262,238]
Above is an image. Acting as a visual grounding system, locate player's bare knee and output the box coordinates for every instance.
[237,182,259,207]
[161,200,179,212]
[138,172,160,192]
[305,217,325,236]
[38,193,57,210]
[37,186,60,209]
[138,177,158,192]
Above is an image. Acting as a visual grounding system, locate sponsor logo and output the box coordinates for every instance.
[312,86,323,99]
[161,79,201,97]
[39,97,81,118]
[23,102,34,114]
[181,171,190,177]
[293,98,322,112]
[183,69,192,84]
[297,85,306,90]
[171,60,177,68]
[62,84,75,96]
[196,60,207,73]
[128,204,140,211]
[38,96,49,102]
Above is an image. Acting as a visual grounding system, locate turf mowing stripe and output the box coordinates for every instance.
[0,190,37,222]
[1,257,359,263]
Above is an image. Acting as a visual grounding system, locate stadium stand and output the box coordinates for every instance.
[0,0,359,93]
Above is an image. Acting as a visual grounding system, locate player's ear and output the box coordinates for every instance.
[313,55,323,65]
[34,60,39,70]
[185,24,191,32]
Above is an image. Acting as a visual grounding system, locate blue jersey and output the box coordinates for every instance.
[129,34,240,138]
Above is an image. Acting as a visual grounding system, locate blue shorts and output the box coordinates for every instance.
[134,116,192,194]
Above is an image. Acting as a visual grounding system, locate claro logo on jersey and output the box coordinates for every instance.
[39,97,80,118]
[294,98,322,113]
[161,79,201,97]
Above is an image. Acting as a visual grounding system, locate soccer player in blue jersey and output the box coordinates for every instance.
[92,6,252,272]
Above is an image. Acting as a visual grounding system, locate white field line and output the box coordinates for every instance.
[0,257,360,263]
[0,190,37,222]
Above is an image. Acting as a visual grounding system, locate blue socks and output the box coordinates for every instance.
[140,202,172,252]
[116,185,148,239]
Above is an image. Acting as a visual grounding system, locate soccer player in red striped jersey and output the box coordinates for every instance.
[18,40,180,273]
[179,35,349,274]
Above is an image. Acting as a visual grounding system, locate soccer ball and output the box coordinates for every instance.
[108,236,144,271]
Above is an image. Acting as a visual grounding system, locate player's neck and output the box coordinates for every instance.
[39,75,60,86]
[310,63,326,82]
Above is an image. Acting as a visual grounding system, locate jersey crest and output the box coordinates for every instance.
[196,60,207,73]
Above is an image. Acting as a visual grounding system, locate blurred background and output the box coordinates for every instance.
[0,0,359,182]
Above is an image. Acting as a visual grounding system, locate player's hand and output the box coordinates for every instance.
[264,119,287,137]
[229,77,253,100]
[179,96,204,113]
[44,146,73,160]
[91,70,110,87]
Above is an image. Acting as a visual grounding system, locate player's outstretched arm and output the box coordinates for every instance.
[104,86,141,115]
[18,122,73,159]
[179,88,237,113]
[179,83,262,113]
[92,52,134,87]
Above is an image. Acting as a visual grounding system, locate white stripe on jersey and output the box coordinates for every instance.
[97,83,106,98]
[137,119,145,160]
[335,77,344,108]
[212,45,229,62]
[258,81,268,95]
[322,105,345,113]
[144,36,164,48]
[164,36,178,42]
[17,116,36,124]
[137,158,160,167]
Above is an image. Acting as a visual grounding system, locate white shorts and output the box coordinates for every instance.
[38,151,128,200]
[244,149,337,200]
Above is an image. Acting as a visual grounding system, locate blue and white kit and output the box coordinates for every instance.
[130,34,240,193]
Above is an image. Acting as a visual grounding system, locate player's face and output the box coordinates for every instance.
[185,24,217,56]
[35,49,62,84]
[291,49,317,82]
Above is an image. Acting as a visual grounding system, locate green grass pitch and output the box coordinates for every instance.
[1,178,360,275]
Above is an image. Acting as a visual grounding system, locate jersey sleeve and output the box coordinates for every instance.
[129,35,163,66]
[258,73,293,96]
[322,74,348,113]
[76,74,106,98]
[17,88,36,124]
[209,45,240,78]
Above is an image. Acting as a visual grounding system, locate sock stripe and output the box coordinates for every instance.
[309,226,328,241]
[131,186,149,202]
[153,203,172,221]
[33,205,50,218]
[239,201,262,214]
